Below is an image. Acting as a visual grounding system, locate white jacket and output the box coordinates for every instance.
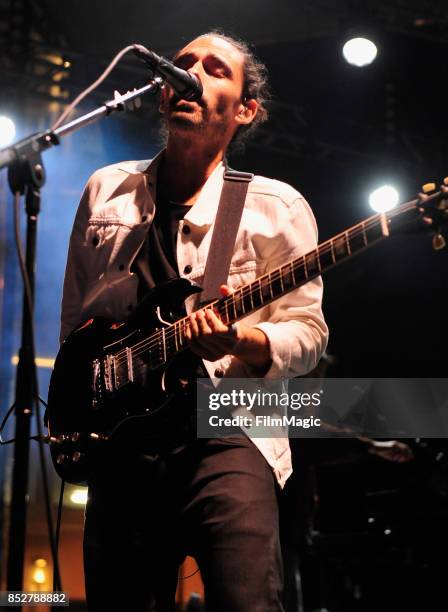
[61,151,328,487]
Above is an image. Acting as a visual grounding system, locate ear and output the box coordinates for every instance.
[235,98,258,126]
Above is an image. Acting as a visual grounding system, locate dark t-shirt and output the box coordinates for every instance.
[131,189,208,384]
[131,194,190,302]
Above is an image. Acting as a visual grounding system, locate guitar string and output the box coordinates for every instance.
[112,200,421,367]
[112,200,420,367]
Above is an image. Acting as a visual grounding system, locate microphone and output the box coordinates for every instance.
[133,44,203,102]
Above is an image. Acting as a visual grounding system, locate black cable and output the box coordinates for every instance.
[13,190,62,591]
[1,398,49,444]
[53,479,65,592]
[50,44,138,130]
[0,403,16,444]
[6,44,146,592]
[181,566,200,580]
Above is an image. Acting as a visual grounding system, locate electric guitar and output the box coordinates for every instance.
[46,180,448,484]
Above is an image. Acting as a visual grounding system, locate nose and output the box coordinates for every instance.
[185,64,203,102]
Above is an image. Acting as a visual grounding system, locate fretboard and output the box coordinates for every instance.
[115,197,423,376]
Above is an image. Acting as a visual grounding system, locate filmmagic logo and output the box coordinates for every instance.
[209,414,321,428]
[208,389,322,411]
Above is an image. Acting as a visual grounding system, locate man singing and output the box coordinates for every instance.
[60,31,328,611]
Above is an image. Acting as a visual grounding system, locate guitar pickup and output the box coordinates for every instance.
[110,347,134,391]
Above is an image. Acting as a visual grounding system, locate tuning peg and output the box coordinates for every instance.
[422,183,436,194]
[432,233,446,251]
[89,432,108,441]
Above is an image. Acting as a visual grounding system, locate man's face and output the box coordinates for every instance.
[160,35,248,143]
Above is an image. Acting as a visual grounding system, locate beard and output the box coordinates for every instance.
[160,94,235,145]
[167,98,208,131]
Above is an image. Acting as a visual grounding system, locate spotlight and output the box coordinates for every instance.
[0,116,16,147]
[70,488,88,505]
[343,37,378,67]
[369,185,399,213]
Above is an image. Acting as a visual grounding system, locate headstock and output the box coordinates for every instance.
[417,178,448,250]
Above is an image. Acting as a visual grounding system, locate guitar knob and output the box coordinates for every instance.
[56,453,67,464]
[89,432,108,441]
[432,233,446,251]
[422,182,436,194]
[71,451,84,462]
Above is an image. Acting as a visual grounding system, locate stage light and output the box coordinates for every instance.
[0,116,16,147]
[369,185,399,213]
[70,488,88,505]
[343,37,377,67]
[31,558,48,586]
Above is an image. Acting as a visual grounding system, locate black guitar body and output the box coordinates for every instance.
[47,278,202,484]
[46,184,448,484]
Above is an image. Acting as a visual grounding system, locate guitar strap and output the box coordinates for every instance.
[200,168,254,302]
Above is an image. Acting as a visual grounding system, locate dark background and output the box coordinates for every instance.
[1,1,448,610]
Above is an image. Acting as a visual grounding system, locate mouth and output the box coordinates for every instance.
[170,93,205,110]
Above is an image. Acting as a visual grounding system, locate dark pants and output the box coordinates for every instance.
[83,437,284,611]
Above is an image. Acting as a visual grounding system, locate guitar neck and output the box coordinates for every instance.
[215,212,391,326]
[136,197,423,367]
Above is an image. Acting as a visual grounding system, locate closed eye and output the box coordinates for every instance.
[204,56,232,78]
[173,52,232,79]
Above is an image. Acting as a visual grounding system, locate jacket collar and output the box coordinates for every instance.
[117,150,227,227]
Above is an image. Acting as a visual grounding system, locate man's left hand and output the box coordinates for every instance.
[185,285,272,371]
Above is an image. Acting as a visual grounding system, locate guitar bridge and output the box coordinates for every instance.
[91,358,103,409]
[103,354,115,393]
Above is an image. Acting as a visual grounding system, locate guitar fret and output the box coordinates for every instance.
[256,279,263,306]
[119,209,399,382]
[362,222,368,246]
[318,244,334,270]
[348,225,368,252]
[231,297,237,320]
[242,289,252,312]
[299,257,308,281]
[233,290,242,317]
[260,275,271,302]
[330,240,336,264]
[304,252,319,277]
[281,264,294,291]
[252,281,263,308]
[270,272,283,298]
[365,219,384,244]
[345,230,352,255]
[279,271,285,292]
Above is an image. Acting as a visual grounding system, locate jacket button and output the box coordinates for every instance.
[182,224,191,235]
[183,264,192,274]
[214,368,224,378]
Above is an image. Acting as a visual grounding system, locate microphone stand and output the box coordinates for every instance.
[2,77,162,601]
